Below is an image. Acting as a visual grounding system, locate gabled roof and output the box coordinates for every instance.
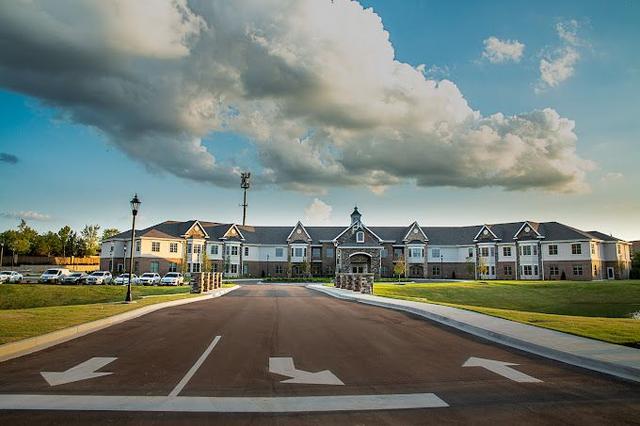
[287,221,312,242]
[181,220,209,238]
[332,222,383,242]
[473,224,500,241]
[403,222,429,242]
[222,224,245,241]
[513,221,543,240]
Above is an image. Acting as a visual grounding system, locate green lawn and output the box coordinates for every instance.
[373,280,640,345]
[0,293,198,345]
[0,284,191,310]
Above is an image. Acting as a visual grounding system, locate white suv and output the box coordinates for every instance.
[39,268,70,284]
[85,271,113,285]
[0,271,23,283]
[160,272,184,286]
[139,273,161,286]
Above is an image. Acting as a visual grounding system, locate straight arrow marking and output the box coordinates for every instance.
[269,357,344,385]
[462,357,542,383]
[41,357,117,386]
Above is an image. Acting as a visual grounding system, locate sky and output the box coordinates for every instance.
[0,0,638,240]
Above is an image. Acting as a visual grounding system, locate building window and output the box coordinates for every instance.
[193,244,201,254]
[593,265,598,276]
[549,266,559,276]
[136,240,141,252]
[210,245,218,255]
[192,263,201,273]
[212,263,219,272]
[591,244,596,255]
[394,248,403,259]
[231,246,238,256]
[432,265,441,276]
[468,248,474,258]
[169,263,177,272]
[532,245,538,256]
[312,247,321,258]
[231,264,238,274]
[504,265,513,276]
[573,265,583,276]
[243,263,248,275]
[522,265,532,276]
[533,265,538,276]
[521,245,532,256]
[490,266,495,275]
[150,261,159,273]
[170,242,178,253]
[275,247,284,258]
[151,242,160,252]
[380,266,388,275]
[275,264,283,274]
[548,245,558,255]
[224,245,229,255]
[480,247,489,257]
[380,248,387,258]
[326,247,335,257]
[356,231,364,243]
[571,243,582,255]
[294,247,304,257]
[503,247,512,257]
[244,247,249,256]
[490,247,495,257]
[410,247,424,258]
[187,244,193,254]
[431,248,441,258]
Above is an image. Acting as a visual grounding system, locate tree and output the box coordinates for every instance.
[80,224,101,256]
[33,232,61,257]
[476,257,488,278]
[102,228,120,241]
[202,249,211,273]
[393,257,406,281]
[630,251,640,279]
[57,226,72,257]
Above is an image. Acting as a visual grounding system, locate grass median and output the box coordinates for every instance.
[0,284,198,345]
[373,280,640,346]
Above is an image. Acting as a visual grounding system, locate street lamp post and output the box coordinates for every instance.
[266,253,270,278]
[440,255,443,278]
[0,243,4,268]
[125,194,141,303]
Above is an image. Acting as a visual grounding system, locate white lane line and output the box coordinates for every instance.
[0,393,449,412]
[168,335,222,397]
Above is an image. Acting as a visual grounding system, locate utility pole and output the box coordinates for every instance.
[240,172,251,226]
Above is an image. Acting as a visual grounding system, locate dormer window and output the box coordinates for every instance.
[356,231,364,243]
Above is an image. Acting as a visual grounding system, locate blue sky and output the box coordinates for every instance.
[0,0,638,239]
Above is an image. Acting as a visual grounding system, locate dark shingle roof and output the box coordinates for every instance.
[104,219,626,246]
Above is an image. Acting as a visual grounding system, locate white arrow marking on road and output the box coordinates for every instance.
[462,357,542,383]
[269,357,344,385]
[41,357,117,386]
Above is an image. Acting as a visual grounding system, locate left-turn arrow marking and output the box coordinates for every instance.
[41,357,117,386]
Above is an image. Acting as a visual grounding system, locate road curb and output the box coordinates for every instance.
[308,285,640,383]
[0,285,239,363]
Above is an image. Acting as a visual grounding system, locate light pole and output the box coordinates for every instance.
[0,242,4,268]
[440,255,444,279]
[266,253,270,278]
[125,194,141,303]
[240,172,251,226]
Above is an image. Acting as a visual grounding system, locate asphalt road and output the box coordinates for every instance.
[0,284,639,425]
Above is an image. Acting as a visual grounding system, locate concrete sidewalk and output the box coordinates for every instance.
[308,284,640,383]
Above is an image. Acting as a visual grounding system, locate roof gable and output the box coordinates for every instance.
[474,224,500,242]
[222,224,245,241]
[287,221,311,242]
[403,222,428,243]
[513,221,543,240]
[182,220,209,239]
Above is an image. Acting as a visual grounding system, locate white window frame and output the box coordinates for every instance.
[548,245,558,255]
[571,243,582,255]
[169,242,178,253]
[356,231,365,243]
[151,241,160,252]
[503,247,511,257]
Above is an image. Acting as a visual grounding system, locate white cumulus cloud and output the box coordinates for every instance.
[303,198,333,225]
[537,20,584,92]
[482,37,525,63]
[0,0,594,193]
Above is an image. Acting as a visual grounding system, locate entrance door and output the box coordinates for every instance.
[607,267,615,279]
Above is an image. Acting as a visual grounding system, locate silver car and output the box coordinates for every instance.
[139,273,161,286]
[61,272,87,285]
[85,271,113,285]
[114,273,139,285]
[0,271,23,283]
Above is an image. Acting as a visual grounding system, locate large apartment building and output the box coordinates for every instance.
[100,207,632,281]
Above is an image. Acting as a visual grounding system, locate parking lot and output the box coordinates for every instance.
[0,284,639,425]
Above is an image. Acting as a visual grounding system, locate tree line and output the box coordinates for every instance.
[0,220,120,259]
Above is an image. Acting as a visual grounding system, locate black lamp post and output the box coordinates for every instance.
[0,242,4,268]
[440,255,443,278]
[125,194,141,303]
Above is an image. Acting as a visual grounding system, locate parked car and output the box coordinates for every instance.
[160,272,184,286]
[39,268,71,284]
[139,273,161,286]
[61,272,87,285]
[114,273,139,285]
[0,271,23,283]
[85,271,113,285]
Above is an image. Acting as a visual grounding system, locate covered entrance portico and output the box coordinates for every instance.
[349,252,372,273]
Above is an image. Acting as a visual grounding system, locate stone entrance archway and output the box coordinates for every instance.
[348,252,371,273]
